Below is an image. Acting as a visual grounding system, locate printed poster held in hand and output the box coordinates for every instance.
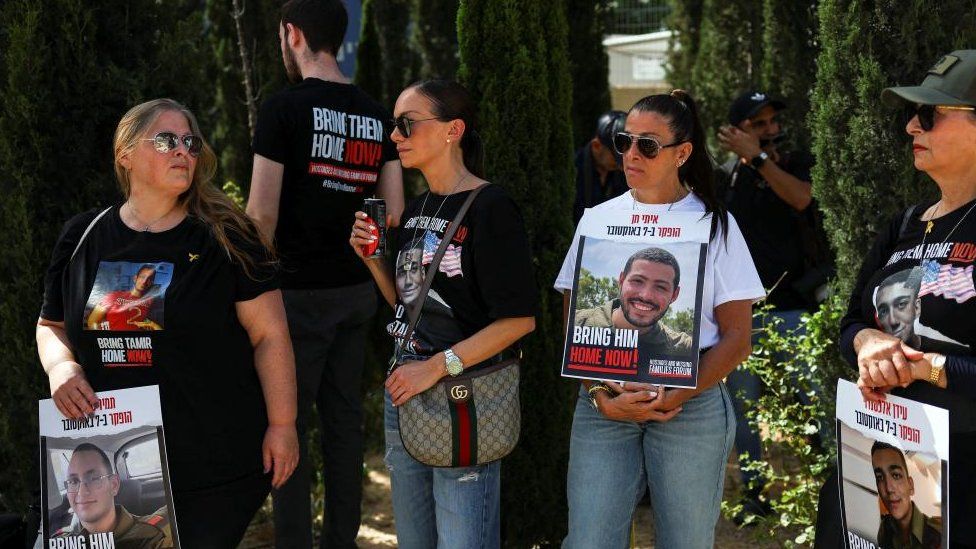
[39,385,179,549]
[835,379,949,549]
[561,209,709,388]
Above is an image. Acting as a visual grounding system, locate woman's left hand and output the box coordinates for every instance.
[607,381,690,422]
[387,357,444,406]
[263,423,299,489]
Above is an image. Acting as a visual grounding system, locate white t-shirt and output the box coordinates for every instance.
[554,191,765,348]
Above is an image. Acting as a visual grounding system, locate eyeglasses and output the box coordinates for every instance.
[906,104,976,131]
[391,116,443,138]
[64,473,114,493]
[142,132,203,157]
[613,132,686,159]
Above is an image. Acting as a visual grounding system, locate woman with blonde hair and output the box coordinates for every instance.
[37,98,298,545]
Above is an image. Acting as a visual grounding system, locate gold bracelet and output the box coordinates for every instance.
[587,383,612,397]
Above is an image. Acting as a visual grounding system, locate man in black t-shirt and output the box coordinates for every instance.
[245,1,403,547]
[573,110,628,223]
[716,91,822,522]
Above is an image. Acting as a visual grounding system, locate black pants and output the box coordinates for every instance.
[174,470,270,547]
[816,431,976,548]
[273,284,377,549]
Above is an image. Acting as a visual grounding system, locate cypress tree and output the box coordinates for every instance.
[458,0,575,544]
[411,0,460,80]
[565,0,611,146]
[760,0,819,150]
[355,0,416,110]
[810,0,976,294]
[0,0,214,513]
[689,0,765,136]
[665,0,705,91]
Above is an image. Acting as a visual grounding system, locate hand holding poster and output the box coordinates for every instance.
[836,379,948,549]
[561,209,709,387]
[39,385,179,548]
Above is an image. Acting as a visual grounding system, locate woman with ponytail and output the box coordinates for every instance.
[349,79,537,548]
[555,90,765,548]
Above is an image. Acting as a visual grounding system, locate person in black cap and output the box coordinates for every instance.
[715,90,827,523]
[823,49,976,548]
[573,110,629,223]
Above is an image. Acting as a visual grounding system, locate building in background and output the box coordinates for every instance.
[603,0,672,110]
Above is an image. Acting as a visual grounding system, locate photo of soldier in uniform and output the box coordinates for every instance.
[574,244,696,358]
[84,261,173,331]
[48,440,174,548]
[872,441,942,549]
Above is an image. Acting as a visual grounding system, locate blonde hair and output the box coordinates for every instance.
[113,99,275,279]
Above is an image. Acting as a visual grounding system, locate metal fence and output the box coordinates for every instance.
[605,0,672,35]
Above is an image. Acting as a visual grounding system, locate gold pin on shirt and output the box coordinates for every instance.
[189,252,200,262]
[926,221,935,234]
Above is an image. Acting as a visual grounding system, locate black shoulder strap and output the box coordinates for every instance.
[69,207,113,263]
[898,204,919,240]
[396,184,489,356]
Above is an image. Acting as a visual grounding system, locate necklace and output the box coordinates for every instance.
[917,198,976,266]
[124,201,180,232]
[410,172,470,247]
[630,184,688,212]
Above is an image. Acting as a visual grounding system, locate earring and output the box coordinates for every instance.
[447,139,452,144]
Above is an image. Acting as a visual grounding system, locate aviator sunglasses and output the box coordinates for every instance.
[613,132,686,159]
[142,132,203,157]
[906,104,976,131]
[391,115,446,138]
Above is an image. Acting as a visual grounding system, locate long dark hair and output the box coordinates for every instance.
[409,79,485,179]
[630,90,728,241]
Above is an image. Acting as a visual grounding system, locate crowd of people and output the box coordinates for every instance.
[31,0,976,546]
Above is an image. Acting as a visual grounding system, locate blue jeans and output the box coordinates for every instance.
[383,394,501,549]
[725,308,806,496]
[563,383,736,549]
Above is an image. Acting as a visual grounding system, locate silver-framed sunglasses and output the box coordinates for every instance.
[142,132,203,157]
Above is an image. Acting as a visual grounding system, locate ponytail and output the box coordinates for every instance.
[630,89,729,241]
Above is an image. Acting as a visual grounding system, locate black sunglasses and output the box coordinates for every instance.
[612,132,686,159]
[905,104,976,131]
[391,115,444,138]
[143,132,203,157]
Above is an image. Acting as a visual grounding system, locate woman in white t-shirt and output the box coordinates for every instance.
[556,90,765,548]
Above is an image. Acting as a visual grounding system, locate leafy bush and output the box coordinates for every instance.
[723,294,850,546]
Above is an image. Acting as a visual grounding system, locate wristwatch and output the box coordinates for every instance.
[444,348,464,377]
[750,151,769,169]
[929,354,946,385]
[587,383,612,411]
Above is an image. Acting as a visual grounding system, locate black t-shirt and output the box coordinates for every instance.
[386,185,538,360]
[252,78,398,289]
[573,146,628,224]
[41,206,277,492]
[715,151,814,310]
[840,200,976,432]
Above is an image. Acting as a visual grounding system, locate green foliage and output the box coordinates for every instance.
[356,0,418,110]
[668,0,819,152]
[458,0,576,544]
[411,0,460,80]
[810,0,976,294]
[724,296,849,546]
[565,0,612,147]
[203,0,287,192]
[660,307,694,335]
[574,268,618,309]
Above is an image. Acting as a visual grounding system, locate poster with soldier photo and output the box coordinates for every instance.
[561,210,709,388]
[39,385,179,548]
[836,379,948,549]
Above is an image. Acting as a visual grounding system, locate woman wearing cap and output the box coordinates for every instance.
[840,49,976,546]
[556,90,764,548]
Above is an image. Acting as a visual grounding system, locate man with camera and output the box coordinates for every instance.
[716,90,830,523]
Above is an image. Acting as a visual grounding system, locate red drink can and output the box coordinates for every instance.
[362,198,387,258]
